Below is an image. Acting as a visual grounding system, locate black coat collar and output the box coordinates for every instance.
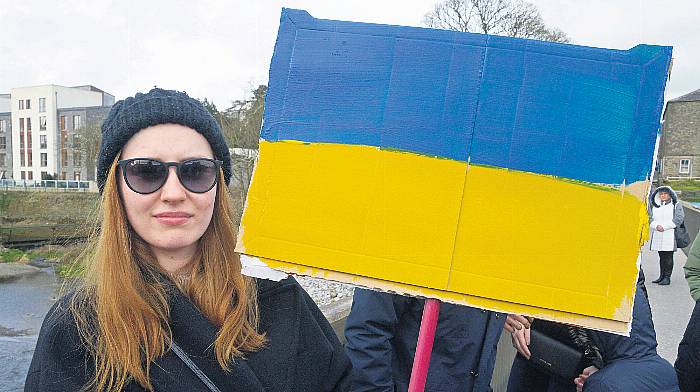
[147,279,300,392]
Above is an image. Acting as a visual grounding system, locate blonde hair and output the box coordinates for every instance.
[70,158,265,391]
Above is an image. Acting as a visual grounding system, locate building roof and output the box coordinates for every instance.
[670,88,700,102]
[71,85,108,94]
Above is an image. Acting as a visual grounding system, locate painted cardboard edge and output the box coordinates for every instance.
[242,255,632,336]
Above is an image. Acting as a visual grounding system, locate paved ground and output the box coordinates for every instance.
[641,245,695,362]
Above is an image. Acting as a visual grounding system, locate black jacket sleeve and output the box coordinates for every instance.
[676,299,700,392]
[24,298,93,392]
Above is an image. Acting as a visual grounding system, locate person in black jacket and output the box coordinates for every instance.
[676,298,700,392]
[25,88,350,391]
[506,284,679,392]
[675,230,700,391]
[344,288,505,391]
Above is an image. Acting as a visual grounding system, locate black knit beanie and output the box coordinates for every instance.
[96,88,231,193]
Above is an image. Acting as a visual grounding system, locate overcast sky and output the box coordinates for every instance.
[1,0,698,107]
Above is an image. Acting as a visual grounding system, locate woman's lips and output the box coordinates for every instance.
[154,212,192,225]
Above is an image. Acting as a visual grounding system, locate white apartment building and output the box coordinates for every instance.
[7,84,114,181]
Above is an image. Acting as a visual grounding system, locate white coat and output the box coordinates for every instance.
[650,201,676,251]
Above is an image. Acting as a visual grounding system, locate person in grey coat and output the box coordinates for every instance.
[649,186,685,285]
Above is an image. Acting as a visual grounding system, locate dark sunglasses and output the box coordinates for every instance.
[117,158,222,194]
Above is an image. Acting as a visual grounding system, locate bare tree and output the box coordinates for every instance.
[424,0,570,43]
[224,86,266,201]
[201,86,267,209]
[74,121,102,181]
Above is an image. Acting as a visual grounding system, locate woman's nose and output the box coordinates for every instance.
[160,167,187,201]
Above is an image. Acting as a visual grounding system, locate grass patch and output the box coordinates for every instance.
[26,244,74,260]
[0,243,88,280]
[53,243,89,279]
[0,248,25,263]
[661,180,700,191]
[54,259,86,279]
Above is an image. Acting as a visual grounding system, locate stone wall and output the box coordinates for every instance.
[660,101,700,179]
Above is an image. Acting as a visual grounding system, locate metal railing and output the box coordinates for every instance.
[0,179,95,192]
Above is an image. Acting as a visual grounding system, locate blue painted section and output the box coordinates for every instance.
[263,8,672,185]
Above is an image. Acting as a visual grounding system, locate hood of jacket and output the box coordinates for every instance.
[650,186,678,208]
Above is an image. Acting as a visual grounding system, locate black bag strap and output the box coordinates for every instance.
[171,341,222,392]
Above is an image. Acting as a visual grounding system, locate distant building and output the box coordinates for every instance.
[5,84,114,181]
[658,89,700,181]
[0,94,12,179]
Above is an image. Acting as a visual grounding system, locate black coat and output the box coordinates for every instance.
[344,288,505,392]
[25,277,351,391]
[676,298,700,392]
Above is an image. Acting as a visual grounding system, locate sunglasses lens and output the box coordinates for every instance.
[124,159,167,194]
[179,159,218,193]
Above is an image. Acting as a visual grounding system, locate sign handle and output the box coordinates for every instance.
[407,298,441,392]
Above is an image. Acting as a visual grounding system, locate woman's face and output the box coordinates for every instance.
[119,124,217,272]
[659,191,671,202]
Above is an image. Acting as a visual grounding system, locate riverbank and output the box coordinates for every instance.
[0,263,42,283]
[0,191,98,244]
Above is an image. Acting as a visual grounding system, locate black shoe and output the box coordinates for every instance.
[652,276,664,283]
[658,277,671,285]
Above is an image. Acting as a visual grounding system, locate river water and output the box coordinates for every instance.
[0,268,61,392]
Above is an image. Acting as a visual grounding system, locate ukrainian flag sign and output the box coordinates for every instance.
[236,9,672,333]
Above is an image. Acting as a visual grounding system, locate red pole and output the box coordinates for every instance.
[407,298,441,392]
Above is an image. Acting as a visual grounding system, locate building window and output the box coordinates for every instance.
[0,119,6,132]
[26,99,31,110]
[26,118,31,131]
[73,115,81,130]
[0,137,5,149]
[40,135,47,149]
[61,150,68,167]
[27,150,32,165]
[27,171,33,180]
[39,98,46,113]
[40,116,47,131]
[73,151,82,167]
[680,159,691,174]
[19,133,24,149]
[0,153,5,163]
[74,171,81,181]
[60,116,66,131]
[27,131,32,148]
[41,171,49,180]
[21,171,25,180]
[41,153,48,167]
[19,118,24,132]
[18,100,24,110]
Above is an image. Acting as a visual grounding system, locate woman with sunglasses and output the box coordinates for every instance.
[25,88,351,391]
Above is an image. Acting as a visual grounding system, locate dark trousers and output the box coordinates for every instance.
[658,251,674,279]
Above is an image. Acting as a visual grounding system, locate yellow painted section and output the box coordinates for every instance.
[238,140,648,324]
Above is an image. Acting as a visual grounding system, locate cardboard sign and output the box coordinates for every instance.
[236,8,672,333]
